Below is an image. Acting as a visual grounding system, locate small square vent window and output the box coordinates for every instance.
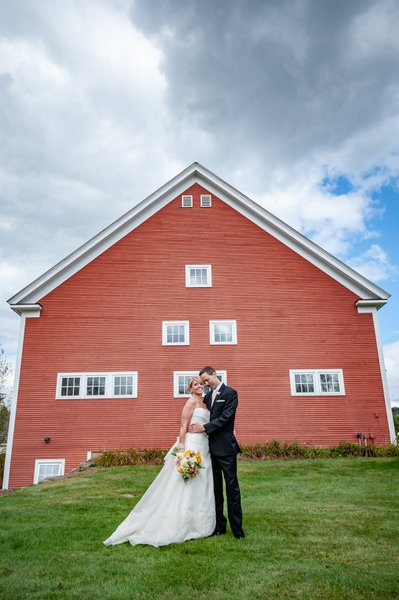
[200,194,212,207]
[182,195,193,208]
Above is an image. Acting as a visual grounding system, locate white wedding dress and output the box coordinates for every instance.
[103,408,216,547]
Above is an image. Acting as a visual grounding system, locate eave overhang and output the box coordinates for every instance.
[10,304,42,317]
[356,299,388,312]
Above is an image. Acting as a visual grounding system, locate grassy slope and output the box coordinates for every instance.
[0,458,398,600]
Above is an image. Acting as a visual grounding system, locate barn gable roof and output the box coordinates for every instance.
[8,162,389,312]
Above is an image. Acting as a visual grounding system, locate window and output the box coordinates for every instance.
[173,370,227,398]
[185,265,212,287]
[86,376,106,396]
[319,372,342,393]
[182,195,193,208]
[200,194,212,207]
[33,459,65,484]
[60,376,81,397]
[289,370,345,396]
[293,372,315,394]
[56,372,138,399]
[162,321,190,346]
[113,375,135,396]
[210,320,237,345]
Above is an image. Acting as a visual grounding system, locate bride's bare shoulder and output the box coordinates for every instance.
[183,396,196,411]
[180,397,196,425]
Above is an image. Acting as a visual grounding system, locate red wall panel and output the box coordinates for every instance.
[9,183,390,487]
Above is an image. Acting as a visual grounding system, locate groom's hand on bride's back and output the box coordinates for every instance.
[188,423,205,433]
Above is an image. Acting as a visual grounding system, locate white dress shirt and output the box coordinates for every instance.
[211,382,222,406]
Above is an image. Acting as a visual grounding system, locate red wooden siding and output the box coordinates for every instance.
[9,183,390,487]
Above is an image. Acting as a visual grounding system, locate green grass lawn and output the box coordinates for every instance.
[1,458,398,599]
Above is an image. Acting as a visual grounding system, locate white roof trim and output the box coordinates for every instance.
[8,162,389,307]
[356,298,388,312]
[10,304,42,317]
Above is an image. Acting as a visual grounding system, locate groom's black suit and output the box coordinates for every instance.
[203,383,244,538]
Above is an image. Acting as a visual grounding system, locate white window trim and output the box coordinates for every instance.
[111,372,138,398]
[162,321,190,346]
[173,370,227,398]
[181,195,193,208]
[289,369,345,396]
[33,459,65,484]
[56,372,138,399]
[200,194,212,207]
[209,320,237,345]
[185,264,212,288]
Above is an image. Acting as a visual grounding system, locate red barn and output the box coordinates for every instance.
[3,163,395,489]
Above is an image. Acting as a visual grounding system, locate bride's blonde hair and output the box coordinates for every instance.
[186,376,203,393]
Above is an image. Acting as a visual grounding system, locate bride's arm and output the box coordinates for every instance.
[178,398,196,446]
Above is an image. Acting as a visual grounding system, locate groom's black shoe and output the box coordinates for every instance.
[211,529,226,537]
[234,535,245,540]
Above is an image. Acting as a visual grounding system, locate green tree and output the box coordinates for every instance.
[392,407,399,436]
[0,345,11,447]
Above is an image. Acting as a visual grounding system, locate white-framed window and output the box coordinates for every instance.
[200,194,212,207]
[185,264,212,287]
[210,320,237,345]
[289,369,345,396]
[162,321,190,346]
[56,372,138,399]
[181,195,193,208]
[113,374,137,396]
[33,459,65,484]
[173,370,227,398]
[59,376,81,397]
[86,375,106,396]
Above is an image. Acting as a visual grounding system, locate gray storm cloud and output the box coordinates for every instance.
[129,0,399,176]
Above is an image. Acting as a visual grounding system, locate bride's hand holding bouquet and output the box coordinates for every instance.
[171,446,204,482]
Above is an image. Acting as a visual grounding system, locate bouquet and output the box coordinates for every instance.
[171,447,204,482]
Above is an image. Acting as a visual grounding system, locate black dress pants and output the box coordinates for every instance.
[211,453,244,537]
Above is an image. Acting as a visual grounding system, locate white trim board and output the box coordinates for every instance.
[370,308,396,443]
[8,162,389,308]
[2,317,26,489]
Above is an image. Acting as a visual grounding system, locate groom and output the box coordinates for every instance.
[189,366,245,539]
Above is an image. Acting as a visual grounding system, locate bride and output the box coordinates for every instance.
[103,376,216,547]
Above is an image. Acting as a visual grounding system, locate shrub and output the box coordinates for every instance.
[239,440,399,461]
[95,448,166,467]
[93,441,399,468]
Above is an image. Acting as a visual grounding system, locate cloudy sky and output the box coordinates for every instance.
[0,0,398,404]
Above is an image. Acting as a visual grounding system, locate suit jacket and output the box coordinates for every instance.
[203,383,241,456]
